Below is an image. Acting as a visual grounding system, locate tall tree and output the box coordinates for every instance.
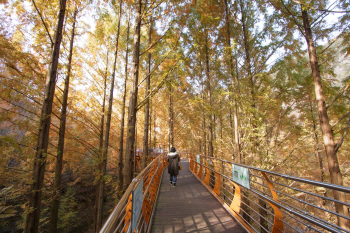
[49,7,78,233]
[24,1,67,232]
[153,106,157,148]
[309,98,325,183]
[168,78,174,150]
[93,46,108,233]
[301,5,350,230]
[142,16,152,169]
[95,0,123,231]
[123,0,142,191]
[118,8,131,195]
[200,61,207,156]
[224,0,241,163]
[204,28,214,158]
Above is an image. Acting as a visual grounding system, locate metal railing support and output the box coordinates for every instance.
[99,153,168,233]
[211,158,221,196]
[189,154,350,233]
[203,158,210,186]
[261,172,283,233]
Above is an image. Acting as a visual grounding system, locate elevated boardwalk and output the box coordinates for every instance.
[151,160,245,233]
[100,154,350,233]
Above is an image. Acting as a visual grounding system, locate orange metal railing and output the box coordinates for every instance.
[99,152,169,233]
[187,153,350,233]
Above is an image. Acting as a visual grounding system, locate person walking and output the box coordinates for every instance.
[167,147,180,187]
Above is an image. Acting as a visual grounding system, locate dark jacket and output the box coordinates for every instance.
[167,152,180,176]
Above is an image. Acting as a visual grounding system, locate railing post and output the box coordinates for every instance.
[211,158,221,196]
[123,194,133,233]
[222,160,225,201]
[189,154,193,171]
[204,158,210,186]
[261,172,283,233]
[197,157,203,179]
[193,155,198,174]
[257,176,268,233]
[226,166,254,233]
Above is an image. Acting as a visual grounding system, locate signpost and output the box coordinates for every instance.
[132,179,143,232]
[231,164,250,189]
[197,155,200,164]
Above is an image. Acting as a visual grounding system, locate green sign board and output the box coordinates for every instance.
[132,179,143,233]
[231,164,250,189]
[197,155,200,164]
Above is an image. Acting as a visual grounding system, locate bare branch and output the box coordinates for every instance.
[136,60,179,111]
[140,27,171,56]
[31,0,53,46]
[332,112,350,129]
[327,83,350,109]
[335,114,350,153]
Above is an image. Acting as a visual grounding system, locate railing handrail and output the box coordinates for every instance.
[100,152,349,233]
[186,153,350,233]
[99,152,168,233]
[197,154,350,193]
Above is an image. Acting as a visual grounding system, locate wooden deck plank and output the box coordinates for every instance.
[150,160,246,233]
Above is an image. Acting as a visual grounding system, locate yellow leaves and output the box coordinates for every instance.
[12,29,25,44]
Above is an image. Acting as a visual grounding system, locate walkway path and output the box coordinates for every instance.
[150,160,245,233]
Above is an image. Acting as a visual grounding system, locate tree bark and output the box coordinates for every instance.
[168,79,174,150]
[153,109,156,148]
[204,28,214,158]
[93,43,108,233]
[224,0,241,163]
[199,60,207,156]
[149,100,152,150]
[142,18,152,170]
[49,8,77,233]
[220,114,223,157]
[229,108,234,159]
[239,0,254,224]
[309,99,325,183]
[123,0,142,191]
[24,1,67,232]
[301,6,349,230]
[95,1,122,231]
[118,12,131,194]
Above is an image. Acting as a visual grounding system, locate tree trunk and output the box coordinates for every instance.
[24,1,67,232]
[204,28,214,158]
[301,6,350,230]
[95,1,122,231]
[309,99,325,183]
[93,43,108,233]
[239,0,254,224]
[135,125,137,172]
[49,8,77,233]
[168,79,174,150]
[229,108,235,159]
[199,60,207,156]
[117,12,130,195]
[142,18,152,170]
[220,115,223,157]
[123,0,142,191]
[149,100,152,150]
[153,109,156,148]
[224,0,241,163]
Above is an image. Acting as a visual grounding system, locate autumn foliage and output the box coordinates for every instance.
[0,0,349,232]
